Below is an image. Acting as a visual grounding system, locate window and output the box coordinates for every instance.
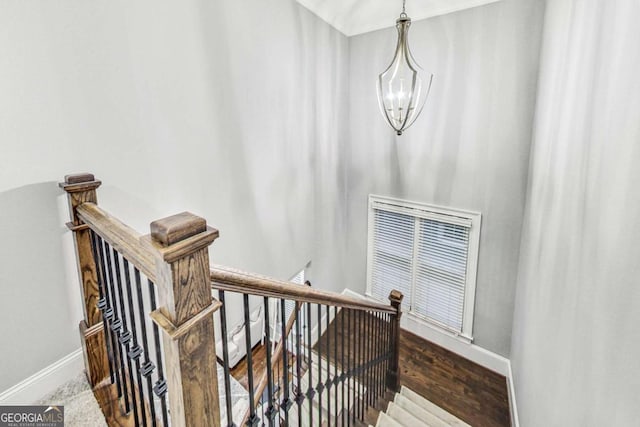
[366,195,481,340]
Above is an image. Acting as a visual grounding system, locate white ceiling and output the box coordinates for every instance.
[296,0,502,36]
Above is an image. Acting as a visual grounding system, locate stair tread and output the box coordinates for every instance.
[376,412,404,427]
[399,386,470,427]
[394,394,451,427]
[386,401,430,427]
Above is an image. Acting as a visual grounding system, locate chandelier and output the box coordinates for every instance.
[376,0,433,135]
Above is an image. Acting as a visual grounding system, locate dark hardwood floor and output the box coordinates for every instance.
[398,328,510,427]
[228,341,269,391]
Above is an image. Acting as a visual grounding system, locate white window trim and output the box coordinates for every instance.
[365,194,481,342]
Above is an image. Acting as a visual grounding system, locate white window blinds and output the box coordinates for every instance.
[367,196,480,338]
[371,209,414,310]
[414,219,469,332]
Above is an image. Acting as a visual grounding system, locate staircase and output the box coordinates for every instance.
[60,172,478,427]
[373,386,470,427]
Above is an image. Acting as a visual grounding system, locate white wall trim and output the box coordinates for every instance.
[343,288,510,376]
[401,314,509,376]
[0,348,84,404]
[507,361,519,427]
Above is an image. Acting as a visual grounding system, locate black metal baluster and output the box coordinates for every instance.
[333,306,340,427]
[358,310,364,420]
[374,312,382,399]
[276,348,281,425]
[263,297,275,427]
[295,303,303,427]
[370,310,375,407]
[373,312,381,402]
[243,294,258,426]
[334,306,339,427]
[317,304,323,427]
[280,299,290,426]
[325,304,331,427]
[371,311,377,403]
[129,267,147,426]
[382,313,388,393]
[147,280,169,427]
[122,263,147,427]
[306,302,313,427]
[380,313,387,396]
[96,235,117,386]
[340,308,345,426]
[218,291,235,427]
[352,309,357,424]
[89,231,115,383]
[113,252,141,425]
[386,313,391,391]
[102,241,125,403]
[134,269,157,426]
[111,250,136,420]
[378,313,383,397]
[363,310,369,411]
[347,309,352,427]
[366,310,372,408]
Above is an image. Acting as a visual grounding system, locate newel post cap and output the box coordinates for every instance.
[389,289,404,306]
[150,212,219,262]
[59,173,102,192]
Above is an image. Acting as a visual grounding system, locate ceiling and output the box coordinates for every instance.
[296,0,502,36]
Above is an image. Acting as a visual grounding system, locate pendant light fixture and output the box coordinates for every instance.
[377,0,433,135]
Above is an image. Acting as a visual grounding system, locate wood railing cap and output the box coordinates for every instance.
[149,212,219,263]
[59,173,102,192]
[151,212,210,246]
[389,290,404,304]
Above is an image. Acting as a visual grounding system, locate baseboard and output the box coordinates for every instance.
[342,288,510,376]
[507,361,519,427]
[0,348,84,404]
[402,316,510,376]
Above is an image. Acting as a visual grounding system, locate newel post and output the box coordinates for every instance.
[386,290,404,392]
[148,212,221,427]
[60,173,109,387]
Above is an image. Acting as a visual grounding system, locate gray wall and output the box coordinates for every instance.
[0,0,348,392]
[346,0,544,356]
[511,0,640,424]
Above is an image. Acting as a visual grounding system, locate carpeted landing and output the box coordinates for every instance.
[37,373,107,427]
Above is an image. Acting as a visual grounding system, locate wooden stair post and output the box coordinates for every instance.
[386,290,404,392]
[148,212,221,427]
[60,173,110,387]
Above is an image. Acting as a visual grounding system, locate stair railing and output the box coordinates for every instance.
[61,173,221,427]
[211,265,403,427]
[61,172,404,427]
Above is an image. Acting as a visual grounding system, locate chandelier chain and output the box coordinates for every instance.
[402,0,406,14]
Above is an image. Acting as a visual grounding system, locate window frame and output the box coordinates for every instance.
[365,194,481,341]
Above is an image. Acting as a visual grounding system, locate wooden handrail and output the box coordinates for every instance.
[211,265,396,314]
[74,205,394,316]
[76,202,158,283]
